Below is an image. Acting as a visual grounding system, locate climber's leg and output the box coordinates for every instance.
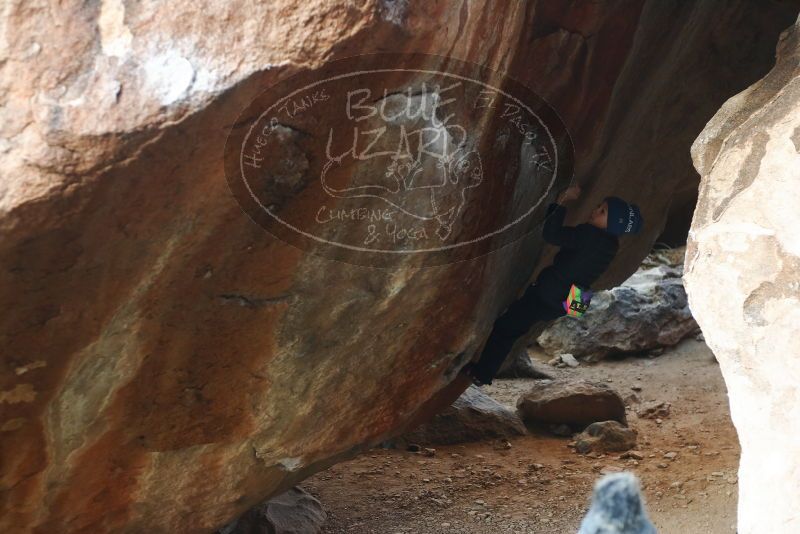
[466,286,561,385]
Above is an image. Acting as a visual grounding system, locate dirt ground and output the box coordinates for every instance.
[304,338,740,533]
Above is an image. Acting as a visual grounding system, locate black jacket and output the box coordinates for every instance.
[533,203,619,311]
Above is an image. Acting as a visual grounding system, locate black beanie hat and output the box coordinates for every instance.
[605,197,643,236]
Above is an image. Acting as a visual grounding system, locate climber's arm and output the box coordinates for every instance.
[542,203,579,248]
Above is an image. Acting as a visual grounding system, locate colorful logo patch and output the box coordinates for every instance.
[563,284,594,317]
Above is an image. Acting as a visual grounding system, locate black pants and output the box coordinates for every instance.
[471,284,565,384]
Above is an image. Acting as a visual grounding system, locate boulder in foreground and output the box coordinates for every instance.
[685,13,800,532]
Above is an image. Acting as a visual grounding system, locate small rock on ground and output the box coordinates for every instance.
[637,401,672,419]
[402,385,527,446]
[575,421,638,454]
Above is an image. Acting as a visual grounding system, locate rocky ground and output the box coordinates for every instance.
[304,338,739,533]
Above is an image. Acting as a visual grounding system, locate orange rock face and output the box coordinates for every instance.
[1,1,796,532]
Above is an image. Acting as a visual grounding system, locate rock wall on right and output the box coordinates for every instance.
[685,13,800,534]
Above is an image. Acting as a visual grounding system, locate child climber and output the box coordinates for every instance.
[463,185,644,386]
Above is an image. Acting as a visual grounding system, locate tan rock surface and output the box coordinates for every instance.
[685,12,800,534]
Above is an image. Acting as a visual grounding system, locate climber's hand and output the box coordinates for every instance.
[557,185,581,204]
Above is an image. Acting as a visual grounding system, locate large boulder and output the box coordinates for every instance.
[401,385,527,446]
[218,487,326,534]
[1,1,797,531]
[516,380,627,429]
[684,13,800,533]
[537,263,699,361]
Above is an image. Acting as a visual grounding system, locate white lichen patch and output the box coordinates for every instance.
[191,67,217,93]
[98,0,133,58]
[278,457,303,471]
[143,51,196,106]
